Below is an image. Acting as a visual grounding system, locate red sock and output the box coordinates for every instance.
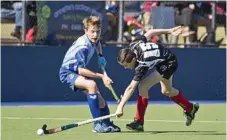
[136,95,148,125]
[170,91,192,112]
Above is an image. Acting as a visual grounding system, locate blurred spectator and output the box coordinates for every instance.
[141,1,158,32]
[1,1,16,21]
[25,25,38,43]
[25,1,38,43]
[193,2,213,45]
[159,1,196,45]
[175,2,196,44]
[123,16,142,42]
[104,0,118,41]
[193,2,224,46]
[123,14,164,44]
[10,1,22,40]
[26,1,37,29]
[212,1,226,31]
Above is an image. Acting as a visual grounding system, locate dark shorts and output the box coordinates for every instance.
[155,54,178,79]
[59,68,80,91]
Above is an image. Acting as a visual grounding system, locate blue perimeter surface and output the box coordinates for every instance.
[1,101,226,106]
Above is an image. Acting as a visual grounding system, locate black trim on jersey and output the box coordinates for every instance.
[133,35,147,42]
[133,65,149,81]
[129,35,147,50]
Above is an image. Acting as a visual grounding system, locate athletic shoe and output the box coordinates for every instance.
[108,121,121,132]
[126,118,144,132]
[92,121,111,133]
[184,103,200,126]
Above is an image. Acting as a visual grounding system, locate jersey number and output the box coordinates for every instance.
[139,43,160,58]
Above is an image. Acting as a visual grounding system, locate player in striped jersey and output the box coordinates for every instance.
[59,16,120,133]
[115,26,199,131]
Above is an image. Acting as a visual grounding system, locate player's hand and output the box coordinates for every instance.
[115,106,123,118]
[98,56,107,68]
[102,75,113,88]
[169,26,183,36]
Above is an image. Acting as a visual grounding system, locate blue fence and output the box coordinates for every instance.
[1,46,226,102]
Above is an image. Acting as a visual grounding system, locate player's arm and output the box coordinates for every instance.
[116,66,149,117]
[78,68,104,79]
[144,26,183,41]
[118,80,139,108]
[116,80,139,118]
[78,67,113,88]
[74,48,103,79]
[119,66,149,107]
[76,48,112,87]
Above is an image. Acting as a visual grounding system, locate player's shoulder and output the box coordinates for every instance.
[133,35,147,43]
[129,35,147,49]
[72,34,90,47]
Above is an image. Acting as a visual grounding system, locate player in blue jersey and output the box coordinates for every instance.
[115,26,199,131]
[59,16,120,133]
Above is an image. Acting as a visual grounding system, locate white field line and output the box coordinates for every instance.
[1,116,226,124]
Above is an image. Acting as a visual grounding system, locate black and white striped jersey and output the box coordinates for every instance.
[129,36,174,81]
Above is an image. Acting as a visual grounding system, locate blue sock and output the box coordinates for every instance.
[100,101,111,125]
[87,94,102,122]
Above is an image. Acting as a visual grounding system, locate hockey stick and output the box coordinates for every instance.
[101,66,121,103]
[40,113,117,135]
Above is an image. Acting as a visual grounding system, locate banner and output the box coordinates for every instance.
[37,1,108,46]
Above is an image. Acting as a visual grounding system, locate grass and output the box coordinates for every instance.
[1,104,226,140]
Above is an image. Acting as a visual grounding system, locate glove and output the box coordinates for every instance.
[98,56,107,68]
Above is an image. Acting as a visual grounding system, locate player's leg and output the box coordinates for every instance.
[160,76,192,110]
[126,69,162,132]
[60,70,112,132]
[96,87,121,132]
[137,70,162,123]
[74,76,111,133]
[160,77,199,126]
[74,76,102,118]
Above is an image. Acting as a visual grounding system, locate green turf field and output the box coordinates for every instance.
[2,104,226,140]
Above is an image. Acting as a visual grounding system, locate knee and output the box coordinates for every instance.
[161,89,172,96]
[87,80,97,93]
[138,83,149,97]
[161,87,179,96]
[138,83,148,91]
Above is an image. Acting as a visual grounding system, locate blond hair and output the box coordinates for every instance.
[83,16,101,29]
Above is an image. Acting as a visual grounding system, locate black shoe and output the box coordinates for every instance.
[184,103,199,126]
[126,118,144,132]
[108,121,121,132]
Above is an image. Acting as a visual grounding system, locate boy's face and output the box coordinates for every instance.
[85,25,101,43]
[119,61,136,70]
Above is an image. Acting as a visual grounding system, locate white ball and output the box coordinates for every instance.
[37,128,44,136]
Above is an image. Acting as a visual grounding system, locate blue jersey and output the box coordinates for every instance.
[60,34,99,73]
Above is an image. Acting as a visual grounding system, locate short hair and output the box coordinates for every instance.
[83,16,101,29]
[117,48,136,63]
